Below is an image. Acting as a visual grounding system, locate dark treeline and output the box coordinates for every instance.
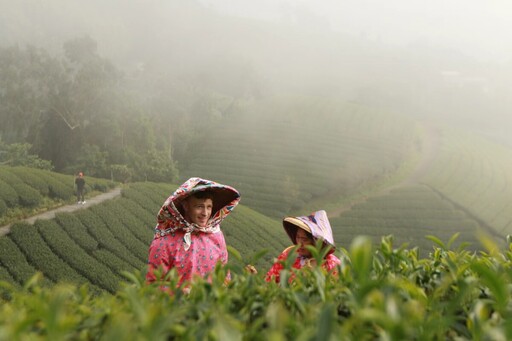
[0,38,181,182]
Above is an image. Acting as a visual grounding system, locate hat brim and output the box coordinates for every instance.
[175,185,240,217]
[283,217,312,244]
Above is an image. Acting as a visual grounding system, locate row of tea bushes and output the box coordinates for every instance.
[0,181,290,291]
[424,129,512,236]
[181,97,416,218]
[0,166,116,219]
[330,184,498,255]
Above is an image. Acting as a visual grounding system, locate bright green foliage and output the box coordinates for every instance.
[2,238,512,339]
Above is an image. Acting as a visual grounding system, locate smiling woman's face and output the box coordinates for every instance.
[182,197,213,227]
[295,228,314,257]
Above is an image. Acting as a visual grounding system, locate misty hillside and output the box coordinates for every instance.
[1,1,512,256]
[180,97,415,217]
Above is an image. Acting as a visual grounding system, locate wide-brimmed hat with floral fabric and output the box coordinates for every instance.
[154,177,240,250]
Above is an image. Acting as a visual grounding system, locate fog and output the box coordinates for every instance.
[1,0,512,142]
[202,0,512,63]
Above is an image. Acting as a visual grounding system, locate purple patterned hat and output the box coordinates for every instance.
[283,210,335,250]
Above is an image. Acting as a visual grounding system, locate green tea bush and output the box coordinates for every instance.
[0,198,6,216]
[8,167,50,196]
[0,179,18,207]
[2,236,512,340]
[54,213,99,253]
[0,237,45,286]
[75,210,144,269]
[36,219,123,293]
[106,198,154,244]
[90,203,148,263]
[122,186,160,213]
[92,249,140,277]
[0,266,17,287]
[8,222,87,285]
[36,172,74,200]
[0,169,43,207]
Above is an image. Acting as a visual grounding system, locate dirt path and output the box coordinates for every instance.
[0,187,122,237]
[328,122,441,218]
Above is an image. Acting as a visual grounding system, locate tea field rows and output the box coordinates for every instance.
[181,98,416,217]
[423,130,512,236]
[330,185,497,255]
[0,166,115,226]
[0,181,288,292]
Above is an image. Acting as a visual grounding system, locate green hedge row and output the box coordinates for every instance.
[0,181,292,292]
[8,222,87,285]
[0,237,48,286]
[54,213,99,253]
[36,219,122,293]
[0,170,43,207]
[0,265,17,287]
[0,179,19,207]
[6,167,50,196]
[75,210,143,269]
[180,101,414,217]
[0,198,6,216]
[106,198,154,244]
[331,185,486,253]
[91,249,140,278]
[89,203,149,263]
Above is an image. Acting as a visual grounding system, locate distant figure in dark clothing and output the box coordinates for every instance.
[75,172,86,204]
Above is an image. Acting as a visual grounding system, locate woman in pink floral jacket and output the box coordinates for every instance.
[265,210,340,283]
[146,177,240,287]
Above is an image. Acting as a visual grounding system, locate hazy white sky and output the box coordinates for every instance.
[200,0,512,62]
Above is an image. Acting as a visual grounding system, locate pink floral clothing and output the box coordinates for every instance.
[146,178,240,286]
[265,246,341,283]
[146,229,228,285]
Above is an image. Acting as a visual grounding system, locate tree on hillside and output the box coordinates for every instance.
[0,38,179,182]
[0,139,53,170]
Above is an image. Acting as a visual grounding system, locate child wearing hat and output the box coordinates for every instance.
[265,210,341,283]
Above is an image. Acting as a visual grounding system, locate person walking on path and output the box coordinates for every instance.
[265,210,341,283]
[74,172,86,204]
[145,177,240,289]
